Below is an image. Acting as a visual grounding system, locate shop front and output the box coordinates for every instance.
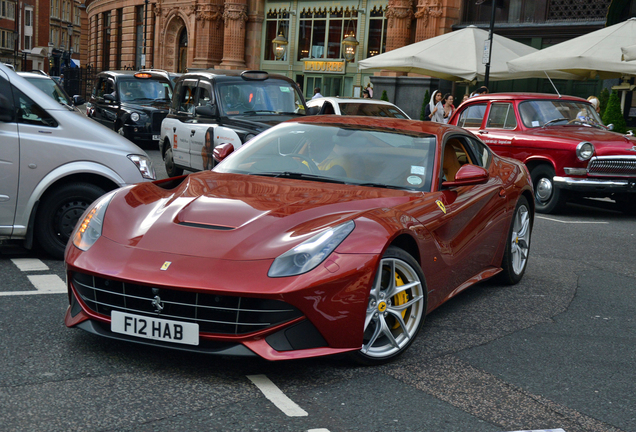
[259,0,389,99]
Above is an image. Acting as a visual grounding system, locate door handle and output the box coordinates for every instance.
[478,130,488,134]
[190,130,196,136]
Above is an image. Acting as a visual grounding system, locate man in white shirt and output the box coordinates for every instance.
[312,87,323,99]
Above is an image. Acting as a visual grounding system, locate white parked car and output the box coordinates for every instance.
[0,63,155,259]
[17,71,86,115]
[306,97,410,119]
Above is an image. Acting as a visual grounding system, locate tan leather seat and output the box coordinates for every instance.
[443,142,462,182]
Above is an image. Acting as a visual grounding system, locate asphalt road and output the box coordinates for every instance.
[0,150,634,432]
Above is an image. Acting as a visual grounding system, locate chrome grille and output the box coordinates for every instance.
[71,272,302,335]
[588,157,636,177]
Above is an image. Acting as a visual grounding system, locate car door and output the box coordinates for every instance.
[91,77,118,129]
[422,134,506,299]
[0,71,19,236]
[170,78,199,168]
[476,101,519,159]
[188,81,218,171]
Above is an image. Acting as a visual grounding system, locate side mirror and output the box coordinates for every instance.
[104,94,116,102]
[306,106,320,116]
[213,142,234,163]
[73,95,86,106]
[607,123,614,131]
[195,104,218,118]
[442,164,489,188]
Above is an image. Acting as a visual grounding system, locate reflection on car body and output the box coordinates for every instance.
[306,97,410,118]
[66,116,534,365]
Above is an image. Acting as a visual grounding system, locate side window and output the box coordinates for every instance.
[194,82,213,107]
[105,79,116,99]
[0,75,15,122]
[173,79,198,114]
[93,78,105,98]
[13,87,58,127]
[322,102,336,115]
[486,103,517,129]
[441,138,472,183]
[457,104,487,128]
[464,137,492,168]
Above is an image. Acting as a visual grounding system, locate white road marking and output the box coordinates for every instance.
[307,429,331,432]
[506,429,566,432]
[247,374,309,417]
[11,258,49,271]
[537,216,608,224]
[28,274,67,293]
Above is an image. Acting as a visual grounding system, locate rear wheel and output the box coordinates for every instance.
[164,147,184,177]
[530,165,565,214]
[350,246,427,365]
[498,196,532,285]
[35,183,106,260]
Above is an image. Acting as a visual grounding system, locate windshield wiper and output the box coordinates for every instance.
[252,171,347,184]
[354,182,408,190]
[542,118,569,127]
[242,110,278,114]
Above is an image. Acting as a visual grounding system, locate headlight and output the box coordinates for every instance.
[72,192,116,251]
[130,112,140,122]
[128,154,156,180]
[576,141,594,161]
[268,221,355,278]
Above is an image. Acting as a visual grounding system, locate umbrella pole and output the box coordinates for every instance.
[484,1,497,88]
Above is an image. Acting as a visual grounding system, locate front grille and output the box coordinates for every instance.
[588,156,636,177]
[151,112,167,135]
[71,272,302,335]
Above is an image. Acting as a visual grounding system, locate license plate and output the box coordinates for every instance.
[111,310,199,346]
[152,134,160,141]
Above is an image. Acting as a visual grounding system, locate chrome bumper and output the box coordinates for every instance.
[553,176,636,192]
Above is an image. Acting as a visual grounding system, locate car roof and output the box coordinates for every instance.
[175,69,296,85]
[17,71,52,80]
[466,92,588,103]
[97,70,172,81]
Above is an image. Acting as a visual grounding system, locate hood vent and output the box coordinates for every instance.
[178,222,235,230]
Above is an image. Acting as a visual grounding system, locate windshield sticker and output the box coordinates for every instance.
[280,87,291,93]
[407,176,423,186]
[411,166,425,175]
[436,200,447,214]
[532,121,540,127]
[298,105,305,110]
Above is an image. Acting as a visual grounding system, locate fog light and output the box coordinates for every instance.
[564,167,587,176]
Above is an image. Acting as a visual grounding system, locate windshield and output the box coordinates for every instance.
[519,100,604,128]
[217,80,306,116]
[118,78,172,103]
[339,103,409,119]
[24,76,72,106]
[215,122,436,191]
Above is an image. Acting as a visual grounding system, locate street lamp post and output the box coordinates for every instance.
[67,23,73,68]
[143,0,148,68]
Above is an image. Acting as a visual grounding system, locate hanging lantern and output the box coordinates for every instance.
[272,31,288,60]
[342,33,359,62]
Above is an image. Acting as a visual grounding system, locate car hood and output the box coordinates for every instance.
[121,100,171,111]
[224,114,303,131]
[522,126,636,155]
[102,172,416,260]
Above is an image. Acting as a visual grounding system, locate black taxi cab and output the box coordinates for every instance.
[160,70,311,177]
[88,70,173,144]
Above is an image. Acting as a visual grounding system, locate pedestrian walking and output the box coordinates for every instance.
[442,94,455,124]
[312,87,323,99]
[427,90,444,122]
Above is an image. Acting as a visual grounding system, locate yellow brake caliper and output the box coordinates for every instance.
[392,272,409,329]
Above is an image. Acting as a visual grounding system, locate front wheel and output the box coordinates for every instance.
[35,183,106,259]
[164,147,184,177]
[498,196,532,285]
[350,246,427,365]
[530,165,565,214]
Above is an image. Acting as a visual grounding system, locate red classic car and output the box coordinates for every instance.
[449,93,636,213]
[65,116,533,364]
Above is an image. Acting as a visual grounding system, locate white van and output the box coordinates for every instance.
[0,63,155,259]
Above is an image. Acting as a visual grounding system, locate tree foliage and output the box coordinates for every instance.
[602,90,627,134]
[381,90,389,102]
[598,87,609,117]
[420,90,430,121]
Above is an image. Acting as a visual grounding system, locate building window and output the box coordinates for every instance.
[366,6,387,58]
[297,7,358,61]
[25,35,31,50]
[264,8,290,61]
[102,11,111,70]
[1,0,15,19]
[135,5,144,69]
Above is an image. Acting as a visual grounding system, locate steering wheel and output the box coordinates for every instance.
[282,153,320,175]
[568,119,585,125]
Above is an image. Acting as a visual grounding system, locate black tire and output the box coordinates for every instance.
[164,147,184,177]
[530,164,565,214]
[498,196,532,285]
[615,195,636,215]
[35,183,106,260]
[349,246,427,365]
